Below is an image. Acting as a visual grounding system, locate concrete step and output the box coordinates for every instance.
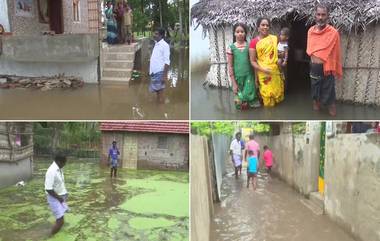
[300,198,324,215]
[105,52,135,61]
[101,77,130,83]
[309,192,324,210]
[104,60,134,69]
[105,45,136,52]
[102,68,132,79]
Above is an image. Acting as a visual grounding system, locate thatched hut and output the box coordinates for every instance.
[0,122,33,188]
[192,0,380,106]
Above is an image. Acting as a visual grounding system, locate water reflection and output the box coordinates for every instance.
[0,48,189,120]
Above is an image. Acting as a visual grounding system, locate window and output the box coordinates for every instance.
[157,136,168,149]
[73,0,80,22]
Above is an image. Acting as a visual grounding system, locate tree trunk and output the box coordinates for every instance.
[178,0,183,44]
[159,0,163,27]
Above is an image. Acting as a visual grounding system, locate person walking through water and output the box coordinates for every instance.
[230,132,243,178]
[247,150,259,190]
[306,4,342,116]
[108,141,120,178]
[249,17,284,107]
[149,28,170,103]
[45,153,69,235]
[227,23,260,110]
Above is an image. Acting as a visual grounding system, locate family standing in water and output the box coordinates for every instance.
[230,132,275,191]
[227,5,341,116]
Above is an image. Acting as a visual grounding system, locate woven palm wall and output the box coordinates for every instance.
[206,24,380,105]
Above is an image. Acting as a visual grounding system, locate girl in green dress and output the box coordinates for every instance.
[227,23,260,110]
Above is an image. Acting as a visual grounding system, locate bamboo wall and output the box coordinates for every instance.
[0,123,33,162]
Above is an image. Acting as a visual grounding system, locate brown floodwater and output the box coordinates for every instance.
[210,163,356,241]
[0,48,189,120]
[191,70,380,120]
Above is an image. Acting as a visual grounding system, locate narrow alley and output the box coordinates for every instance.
[211,163,356,241]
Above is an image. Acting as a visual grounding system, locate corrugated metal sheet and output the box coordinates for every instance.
[100,122,189,134]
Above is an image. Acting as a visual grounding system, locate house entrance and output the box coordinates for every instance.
[286,19,311,95]
[48,0,64,34]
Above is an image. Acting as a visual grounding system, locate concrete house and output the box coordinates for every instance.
[0,122,33,188]
[0,0,100,82]
[100,122,189,171]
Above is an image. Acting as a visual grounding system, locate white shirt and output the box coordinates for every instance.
[149,39,170,75]
[45,161,67,195]
[230,139,242,156]
[278,42,288,52]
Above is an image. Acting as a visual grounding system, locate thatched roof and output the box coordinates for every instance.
[192,0,380,33]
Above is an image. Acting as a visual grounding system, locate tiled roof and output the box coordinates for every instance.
[100,122,189,134]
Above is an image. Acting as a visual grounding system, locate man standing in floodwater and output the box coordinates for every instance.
[230,132,243,178]
[306,4,342,116]
[45,154,69,235]
[108,141,120,178]
[149,28,170,103]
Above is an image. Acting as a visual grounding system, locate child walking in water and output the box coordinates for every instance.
[277,27,289,87]
[227,23,260,110]
[247,150,259,190]
[263,145,275,180]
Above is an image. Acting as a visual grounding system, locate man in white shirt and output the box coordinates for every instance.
[230,132,243,178]
[149,28,170,103]
[45,154,68,235]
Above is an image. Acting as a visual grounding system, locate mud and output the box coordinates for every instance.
[0,159,189,241]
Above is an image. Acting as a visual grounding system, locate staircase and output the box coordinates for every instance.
[300,192,324,215]
[100,42,141,83]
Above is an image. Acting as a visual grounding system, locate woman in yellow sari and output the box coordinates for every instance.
[249,17,284,107]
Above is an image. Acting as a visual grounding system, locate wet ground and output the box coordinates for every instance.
[0,48,189,120]
[210,163,356,241]
[0,159,189,241]
[191,71,380,120]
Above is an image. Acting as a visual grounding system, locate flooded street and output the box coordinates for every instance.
[191,71,380,120]
[0,48,189,120]
[0,159,189,241]
[211,163,355,241]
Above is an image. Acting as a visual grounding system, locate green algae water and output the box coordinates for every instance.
[0,159,189,241]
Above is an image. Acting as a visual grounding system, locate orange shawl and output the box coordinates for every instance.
[306,24,343,79]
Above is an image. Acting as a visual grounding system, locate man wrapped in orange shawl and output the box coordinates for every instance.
[306,4,342,116]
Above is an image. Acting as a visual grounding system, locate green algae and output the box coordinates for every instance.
[119,178,189,218]
[129,217,175,230]
[0,159,189,241]
[45,231,77,241]
[107,216,121,230]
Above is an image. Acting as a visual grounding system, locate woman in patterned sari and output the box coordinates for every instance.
[105,1,118,44]
[249,17,284,107]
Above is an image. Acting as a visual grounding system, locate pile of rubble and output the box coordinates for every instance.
[0,75,84,91]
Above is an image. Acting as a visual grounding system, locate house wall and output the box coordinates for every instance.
[255,122,320,196]
[101,132,189,171]
[0,122,34,189]
[0,0,10,31]
[136,133,188,171]
[0,157,33,188]
[6,0,92,35]
[325,132,380,241]
[191,134,213,241]
[337,24,380,106]
[0,33,99,82]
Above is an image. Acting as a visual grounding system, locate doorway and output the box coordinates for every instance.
[48,0,63,34]
[286,18,311,95]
